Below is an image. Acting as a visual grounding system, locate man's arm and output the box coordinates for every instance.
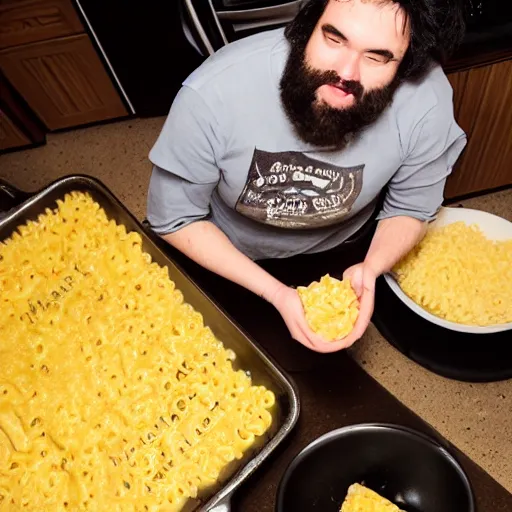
[340,216,426,348]
[162,220,345,353]
[162,220,282,302]
[364,216,427,277]
[340,97,467,348]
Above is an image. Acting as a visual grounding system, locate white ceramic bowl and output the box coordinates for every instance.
[384,206,512,334]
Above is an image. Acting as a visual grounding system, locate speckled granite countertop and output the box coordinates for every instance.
[1,117,511,493]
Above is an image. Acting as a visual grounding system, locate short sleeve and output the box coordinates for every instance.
[146,86,222,235]
[377,104,467,223]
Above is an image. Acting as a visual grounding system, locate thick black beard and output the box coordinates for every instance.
[279,46,401,148]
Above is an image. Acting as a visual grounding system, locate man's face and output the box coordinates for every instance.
[280,0,410,147]
[306,0,410,109]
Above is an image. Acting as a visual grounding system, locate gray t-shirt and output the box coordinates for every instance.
[147,28,467,260]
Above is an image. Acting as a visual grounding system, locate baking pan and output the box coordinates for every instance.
[0,174,300,512]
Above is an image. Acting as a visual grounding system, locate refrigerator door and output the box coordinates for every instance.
[74,0,207,116]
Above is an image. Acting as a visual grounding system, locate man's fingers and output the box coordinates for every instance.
[345,266,364,297]
[317,337,355,352]
[329,333,358,350]
[293,318,358,353]
[359,285,374,321]
[303,324,351,353]
[307,337,349,353]
[292,320,347,353]
[350,288,374,340]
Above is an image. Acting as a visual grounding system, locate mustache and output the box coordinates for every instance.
[280,48,400,149]
[308,69,364,100]
[332,79,364,99]
[279,44,400,148]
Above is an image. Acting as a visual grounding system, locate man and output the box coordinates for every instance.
[146,0,467,353]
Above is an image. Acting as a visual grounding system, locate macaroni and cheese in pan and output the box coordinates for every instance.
[0,192,275,511]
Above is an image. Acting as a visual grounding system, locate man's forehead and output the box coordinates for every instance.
[321,0,410,51]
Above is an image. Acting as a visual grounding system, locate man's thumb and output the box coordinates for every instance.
[350,268,364,298]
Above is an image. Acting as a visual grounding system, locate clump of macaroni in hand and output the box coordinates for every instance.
[297,274,360,341]
[393,221,512,326]
[0,191,275,512]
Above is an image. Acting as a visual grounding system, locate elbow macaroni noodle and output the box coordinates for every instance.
[393,221,512,326]
[0,192,275,511]
[298,275,360,341]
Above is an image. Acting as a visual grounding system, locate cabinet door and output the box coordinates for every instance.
[0,70,46,152]
[0,34,128,130]
[446,60,512,198]
[0,109,31,151]
[0,0,84,49]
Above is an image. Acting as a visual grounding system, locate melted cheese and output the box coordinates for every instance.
[0,192,275,511]
[298,274,359,341]
[340,483,405,512]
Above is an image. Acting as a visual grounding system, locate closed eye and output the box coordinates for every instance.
[322,24,347,45]
[366,54,391,64]
[365,49,395,64]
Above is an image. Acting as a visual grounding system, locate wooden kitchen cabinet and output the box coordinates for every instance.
[0,0,128,131]
[0,34,128,130]
[0,109,31,150]
[446,60,512,198]
[0,0,83,49]
[1,70,46,152]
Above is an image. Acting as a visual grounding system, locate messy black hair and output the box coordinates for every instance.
[284,0,466,80]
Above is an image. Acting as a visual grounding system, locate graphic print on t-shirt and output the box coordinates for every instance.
[235,149,364,229]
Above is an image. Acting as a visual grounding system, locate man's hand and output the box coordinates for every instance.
[269,284,351,353]
[336,217,426,347]
[339,262,378,347]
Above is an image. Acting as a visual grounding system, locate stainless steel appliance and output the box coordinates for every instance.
[72,0,512,117]
[73,0,304,116]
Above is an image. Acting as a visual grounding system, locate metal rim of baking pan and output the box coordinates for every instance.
[0,173,301,512]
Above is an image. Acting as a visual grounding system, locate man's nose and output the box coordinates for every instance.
[335,51,361,83]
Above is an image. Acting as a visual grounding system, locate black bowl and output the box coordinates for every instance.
[276,423,475,512]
